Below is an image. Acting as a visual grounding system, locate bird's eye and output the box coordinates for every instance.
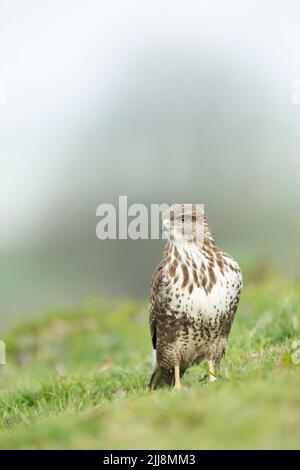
[178,215,191,223]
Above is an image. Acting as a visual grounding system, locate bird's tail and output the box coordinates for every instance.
[149,366,189,390]
[149,353,206,390]
[149,367,174,390]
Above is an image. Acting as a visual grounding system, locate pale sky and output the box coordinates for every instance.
[0,0,300,246]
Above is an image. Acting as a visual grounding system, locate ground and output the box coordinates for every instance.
[0,264,300,449]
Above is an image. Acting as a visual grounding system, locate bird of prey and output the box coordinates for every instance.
[149,204,242,390]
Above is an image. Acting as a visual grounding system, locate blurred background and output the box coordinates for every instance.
[1,0,300,329]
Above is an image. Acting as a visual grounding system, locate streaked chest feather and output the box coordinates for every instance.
[162,242,242,321]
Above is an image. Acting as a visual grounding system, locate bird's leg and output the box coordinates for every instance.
[173,365,182,391]
[208,359,217,382]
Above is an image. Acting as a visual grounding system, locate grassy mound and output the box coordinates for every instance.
[0,276,300,449]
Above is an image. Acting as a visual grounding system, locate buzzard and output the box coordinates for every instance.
[149,204,242,390]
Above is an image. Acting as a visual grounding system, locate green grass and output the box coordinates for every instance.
[0,271,300,449]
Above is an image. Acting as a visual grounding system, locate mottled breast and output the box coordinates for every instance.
[163,242,242,359]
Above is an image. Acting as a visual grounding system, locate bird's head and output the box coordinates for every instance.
[162,204,206,246]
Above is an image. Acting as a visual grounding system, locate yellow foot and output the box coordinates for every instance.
[208,359,217,383]
[173,364,182,391]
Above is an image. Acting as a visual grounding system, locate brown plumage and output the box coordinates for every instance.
[149,204,242,390]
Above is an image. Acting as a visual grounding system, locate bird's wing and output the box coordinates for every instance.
[149,262,164,349]
[222,266,243,339]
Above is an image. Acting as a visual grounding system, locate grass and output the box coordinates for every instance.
[0,268,300,449]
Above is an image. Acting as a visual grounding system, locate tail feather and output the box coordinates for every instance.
[149,367,174,390]
[149,366,188,390]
